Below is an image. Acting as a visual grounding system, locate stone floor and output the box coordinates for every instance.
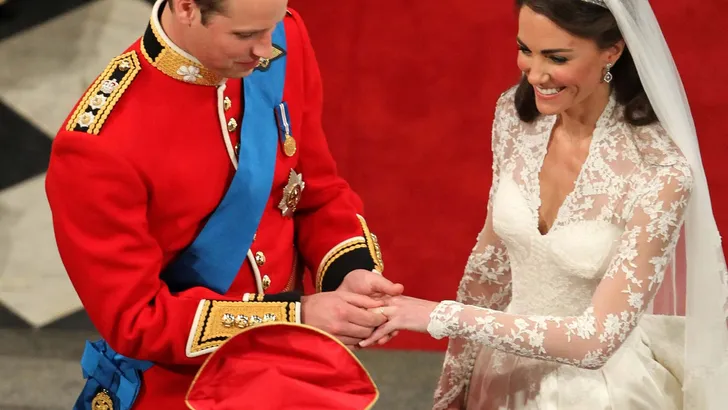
[0,0,153,330]
[0,326,445,409]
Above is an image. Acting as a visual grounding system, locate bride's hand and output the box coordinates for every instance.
[359,296,439,348]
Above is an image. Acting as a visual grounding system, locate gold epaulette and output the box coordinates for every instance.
[66,51,141,135]
[186,299,300,357]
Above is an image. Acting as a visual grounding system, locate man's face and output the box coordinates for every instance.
[187,0,288,78]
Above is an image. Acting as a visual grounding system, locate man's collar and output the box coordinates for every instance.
[140,0,225,86]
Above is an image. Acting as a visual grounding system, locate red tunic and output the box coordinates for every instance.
[46,4,383,409]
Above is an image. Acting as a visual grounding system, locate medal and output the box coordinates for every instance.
[275,102,297,157]
[279,169,305,217]
[283,134,296,156]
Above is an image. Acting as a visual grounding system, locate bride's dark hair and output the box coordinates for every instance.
[514,0,657,126]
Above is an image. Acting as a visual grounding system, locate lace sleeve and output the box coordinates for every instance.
[428,162,693,370]
[433,92,514,409]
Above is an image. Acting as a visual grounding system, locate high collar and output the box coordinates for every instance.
[140,0,225,86]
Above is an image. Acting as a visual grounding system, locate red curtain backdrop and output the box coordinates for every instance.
[290,0,728,351]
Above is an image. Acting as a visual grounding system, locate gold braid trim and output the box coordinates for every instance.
[283,253,300,292]
[357,215,384,273]
[186,300,299,357]
[316,239,368,293]
[140,15,223,86]
[66,51,141,135]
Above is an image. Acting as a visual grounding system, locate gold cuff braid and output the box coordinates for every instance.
[315,216,385,292]
[357,215,384,273]
[186,300,299,357]
[316,239,368,292]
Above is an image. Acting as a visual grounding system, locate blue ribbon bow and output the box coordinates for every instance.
[74,340,153,410]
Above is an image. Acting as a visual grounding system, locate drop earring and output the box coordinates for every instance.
[603,63,613,83]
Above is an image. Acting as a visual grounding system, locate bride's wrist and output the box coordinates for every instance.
[426,300,461,339]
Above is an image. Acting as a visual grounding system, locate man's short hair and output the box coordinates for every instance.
[170,0,227,25]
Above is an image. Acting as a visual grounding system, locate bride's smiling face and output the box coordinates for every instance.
[516,5,621,115]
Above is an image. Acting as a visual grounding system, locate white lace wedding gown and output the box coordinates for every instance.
[430,87,690,410]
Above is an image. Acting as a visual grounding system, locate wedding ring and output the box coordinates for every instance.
[378,307,385,315]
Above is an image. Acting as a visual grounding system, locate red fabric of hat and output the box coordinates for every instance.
[186,323,379,410]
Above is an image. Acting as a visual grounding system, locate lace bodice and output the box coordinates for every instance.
[432,87,693,409]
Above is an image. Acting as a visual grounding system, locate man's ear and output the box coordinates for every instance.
[169,0,199,26]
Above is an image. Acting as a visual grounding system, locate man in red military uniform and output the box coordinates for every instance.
[45,0,402,408]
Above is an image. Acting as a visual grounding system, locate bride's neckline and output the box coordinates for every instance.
[533,93,618,236]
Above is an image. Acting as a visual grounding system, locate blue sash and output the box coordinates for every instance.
[75,20,288,410]
[162,23,287,294]
[74,340,153,410]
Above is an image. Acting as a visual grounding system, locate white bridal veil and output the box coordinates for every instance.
[600,0,728,408]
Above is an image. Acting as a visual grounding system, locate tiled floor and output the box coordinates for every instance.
[0,0,445,408]
[0,327,444,409]
[0,0,152,329]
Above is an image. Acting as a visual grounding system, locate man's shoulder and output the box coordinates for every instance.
[284,8,299,22]
[57,38,197,145]
[281,7,311,43]
[61,42,150,140]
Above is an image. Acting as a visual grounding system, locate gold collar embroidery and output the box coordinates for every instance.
[141,0,224,86]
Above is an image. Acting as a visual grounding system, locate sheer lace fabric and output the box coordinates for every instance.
[432,87,693,409]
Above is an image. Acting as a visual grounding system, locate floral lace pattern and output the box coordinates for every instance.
[431,87,693,409]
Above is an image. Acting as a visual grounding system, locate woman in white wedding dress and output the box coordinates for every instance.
[359,0,728,409]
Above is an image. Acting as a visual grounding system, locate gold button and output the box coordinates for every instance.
[255,251,266,266]
[221,313,235,328]
[234,314,248,329]
[227,118,237,133]
[262,275,271,290]
[223,96,232,111]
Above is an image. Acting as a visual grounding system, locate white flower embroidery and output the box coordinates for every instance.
[626,289,644,309]
[602,314,621,337]
[528,330,545,348]
[77,112,95,128]
[89,94,107,110]
[177,65,203,83]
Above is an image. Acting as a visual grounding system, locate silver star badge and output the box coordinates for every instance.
[278,169,305,217]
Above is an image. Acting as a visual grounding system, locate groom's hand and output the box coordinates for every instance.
[338,269,405,346]
[338,269,404,299]
[301,291,387,350]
